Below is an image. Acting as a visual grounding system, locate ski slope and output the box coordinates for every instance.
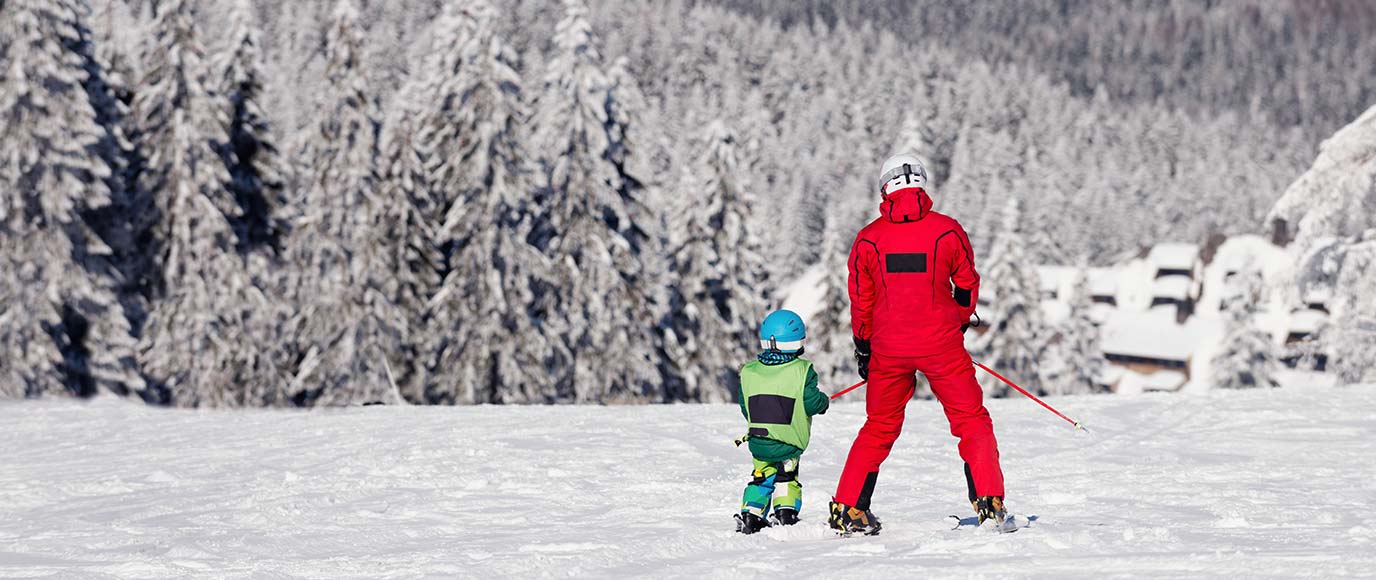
[3,385,1374,579]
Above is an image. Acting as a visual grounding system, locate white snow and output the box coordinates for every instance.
[1286,309,1328,335]
[1087,267,1120,298]
[1099,310,1221,363]
[779,264,828,324]
[1150,275,1194,301]
[4,388,1375,578]
[1036,265,1079,300]
[1115,369,1187,394]
[1148,243,1201,272]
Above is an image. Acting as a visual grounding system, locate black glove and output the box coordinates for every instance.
[853,337,871,380]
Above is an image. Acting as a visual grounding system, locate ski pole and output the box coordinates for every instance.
[830,380,867,400]
[973,361,1085,431]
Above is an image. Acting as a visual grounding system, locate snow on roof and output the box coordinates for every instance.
[1089,303,1115,324]
[1100,309,1219,361]
[1087,268,1119,296]
[1036,265,1078,293]
[1213,235,1289,276]
[1041,299,1070,324]
[1117,369,1187,393]
[1148,243,1200,271]
[1151,275,1193,300]
[1303,287,1333,304]
[1287,309,1328,334]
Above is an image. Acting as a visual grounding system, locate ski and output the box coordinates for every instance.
[948,514,1030,533]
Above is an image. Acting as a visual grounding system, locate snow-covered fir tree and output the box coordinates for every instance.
[420,0,561,405]
[284,0,409,407]
[0,0,144,399]
[1212,267,1280,389]
[376,104,441,404]
[975,198,1045,396]
[1269,103,1376,384]
[1316,233,1376,384]
[531,0,666,403]
[662,121,769,403]
[1037,265,1106,395]
[213,0,285,254]
[132,0,279,406]
[809,199,873,393]
[413,0,481,238]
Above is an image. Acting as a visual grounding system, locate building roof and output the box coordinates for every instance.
[1036,265,1078,294]
[1087,267,1119,296]
[1287,309,1328,335]
[1303,287,1333,305]
[1117,369,1188,393]
[1151,275,1194,301]
[1100,309,1217,361]
[1148,243,1200,271]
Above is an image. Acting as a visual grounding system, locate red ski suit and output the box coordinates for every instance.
[833,186,1004,510]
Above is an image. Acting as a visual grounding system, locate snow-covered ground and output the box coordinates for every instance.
[3,386,1375,579]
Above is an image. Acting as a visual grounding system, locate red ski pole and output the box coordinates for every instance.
[973,361,1085,431]
[830,380,867,400]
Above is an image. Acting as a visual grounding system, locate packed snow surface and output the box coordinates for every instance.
[3,386,1375,578]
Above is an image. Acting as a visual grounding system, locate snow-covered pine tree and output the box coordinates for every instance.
[213,0,285,254]
[132,0,280,407]
[284,0,409,407]
[1269,103,1376,384]
[662,121,768,403]
[420,0,561,405]
[1212,267,1280,389]
[604,41,670,304]
[1037,264,1106,395]
[413,0,481,239]
[0,0,144,399]
[809,198,873,392]
[531,0,666,403]
[892,112,938,189]
[975,197,1045,396]
[1317,233,1376,385]
[376,102,441,404]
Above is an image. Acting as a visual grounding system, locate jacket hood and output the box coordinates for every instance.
[880,187,933,223]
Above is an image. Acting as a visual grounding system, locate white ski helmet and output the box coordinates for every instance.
[878,153,928,194]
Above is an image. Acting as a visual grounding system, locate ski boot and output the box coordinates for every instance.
[973,496,1007,526]
[770,508,799,526]
[735,512,770,535]
[828,501,881,536]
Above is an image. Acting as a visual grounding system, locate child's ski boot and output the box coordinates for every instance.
[828,501,881,536]
[735,512,770,535]
[973,496,1007,526]
[770,508,799,526]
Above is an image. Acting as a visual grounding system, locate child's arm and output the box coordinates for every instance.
[738,380,748,419]
[802,367,830,416]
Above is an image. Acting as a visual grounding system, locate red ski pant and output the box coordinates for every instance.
[834,348,1004,509]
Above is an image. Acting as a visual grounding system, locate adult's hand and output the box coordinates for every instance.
[853,337,871,380]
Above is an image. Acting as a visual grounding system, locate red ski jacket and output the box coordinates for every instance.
[848,187,980,358]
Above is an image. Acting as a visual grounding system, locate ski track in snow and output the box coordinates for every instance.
[2,386,1375,579]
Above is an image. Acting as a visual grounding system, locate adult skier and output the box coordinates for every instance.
[829,153,1006,536]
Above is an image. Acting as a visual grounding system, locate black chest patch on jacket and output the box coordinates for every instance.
[885,253,928,273]
[748,394,796,425]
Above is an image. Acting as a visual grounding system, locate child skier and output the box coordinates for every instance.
[734,309,830,534]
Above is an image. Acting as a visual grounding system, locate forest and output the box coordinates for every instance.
[2,0,1374,406]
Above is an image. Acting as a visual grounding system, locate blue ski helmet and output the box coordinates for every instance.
[759,310,806,353]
